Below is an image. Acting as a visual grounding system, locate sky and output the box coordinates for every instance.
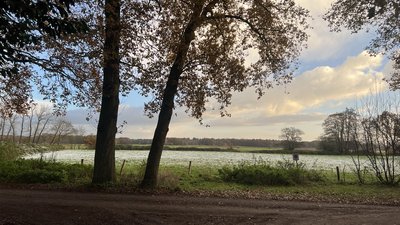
[51,0,396,141]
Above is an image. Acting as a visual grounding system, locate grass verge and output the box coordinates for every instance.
[1,158,400,206]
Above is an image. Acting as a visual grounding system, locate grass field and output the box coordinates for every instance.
[118,162,400,205]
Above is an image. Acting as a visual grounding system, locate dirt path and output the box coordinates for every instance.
[1,189,400,225]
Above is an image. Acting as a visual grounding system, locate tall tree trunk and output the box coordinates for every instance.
[28,111,34,143]
[141,3,204,188]
[50,128,59,145]
[92,0,121,184]
[19,115,25,143]
[6,118,12,141]
[36,117,51,144]
[10,116,16,143]
[32,120,41,144]
[0,117,5,141]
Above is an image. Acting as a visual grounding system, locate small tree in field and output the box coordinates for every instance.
[279,127,304,151]
[321,108,358,154]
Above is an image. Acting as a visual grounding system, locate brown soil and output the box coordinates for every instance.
[1,188,400,225]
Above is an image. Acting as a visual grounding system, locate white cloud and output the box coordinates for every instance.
[67,51,391,140]
[295,0,372,63]
[229,51,386,116]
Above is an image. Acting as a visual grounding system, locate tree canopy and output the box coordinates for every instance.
[279,127,304,151]
[136,0,310,188]
[133,0,310,121]
[0,0,89,114]
[320,108,358,154]
[324,0,400,90]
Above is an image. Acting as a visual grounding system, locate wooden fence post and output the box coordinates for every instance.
[336,166,340,182]
[188,161,192,174]
[120,160,126,176]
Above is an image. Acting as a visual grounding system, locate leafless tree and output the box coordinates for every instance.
[32,105,53,144]
[5,114,17,142]
[352,91,400,185]
[50,119,75,145]
[279,127,304,151]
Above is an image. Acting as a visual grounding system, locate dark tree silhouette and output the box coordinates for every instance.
[135,0,310,188]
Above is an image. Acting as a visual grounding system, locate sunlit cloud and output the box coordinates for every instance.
[72,51,392,140]
[62,0,393,141]
[217,51,387,119]
[295,0,372,63]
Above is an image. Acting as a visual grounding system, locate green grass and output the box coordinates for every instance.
[1,158,400,205]
[0,142,24,161]
[0,159,92,184]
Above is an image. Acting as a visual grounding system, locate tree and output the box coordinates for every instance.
[355,110,400,185]
[83,135,96,149]
[279,127,304,151]
[31,105,53,144]
[50,118,75,144]
[136,0,310,188]
[0,0,89,114]
[5,115,17,142]
[92,0,121,183]
[26,104,37,143]
[35,0,153,183]
[324,0,400,90]
[18,113,26,143]
[321,108,358,154]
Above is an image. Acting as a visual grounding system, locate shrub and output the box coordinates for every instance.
[0,159,92,184]
[158,170,180,190]
[0,142,24,161]
[118,160,147,185]
[218,159,324,186]
[14,169,67,183]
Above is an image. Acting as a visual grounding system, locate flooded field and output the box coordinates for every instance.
[24,150,374,171]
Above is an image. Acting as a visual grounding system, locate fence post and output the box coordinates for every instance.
[81,159,84,165]
[120,160,126,176]
[336,166,340,182]
[188,161,192,174]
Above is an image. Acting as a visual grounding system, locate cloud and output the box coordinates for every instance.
[225,51,387,116]
[295,0,372,63]
[190,51,390,140]
[64,52,391,140]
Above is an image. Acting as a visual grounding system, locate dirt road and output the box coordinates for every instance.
[1,188,400,225]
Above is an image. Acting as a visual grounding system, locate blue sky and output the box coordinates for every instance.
[35,0,397,141]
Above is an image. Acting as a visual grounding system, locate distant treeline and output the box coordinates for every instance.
[15,135,319,150]
[115,137,320,149]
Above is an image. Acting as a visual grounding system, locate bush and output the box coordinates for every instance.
[0,159,92,184]
[218,159,324,186]
[14,169,67,183]
[0,142,24,161]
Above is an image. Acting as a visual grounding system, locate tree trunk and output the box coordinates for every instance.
[0,117,5,141]
[9,116,16,143]
[92,0,121,184]
[32,119,41,144]
[141,3,204,188]
[28,111,34,143]
[36,117,51,144]
[50,128,59,145]
[19,115,25,143]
